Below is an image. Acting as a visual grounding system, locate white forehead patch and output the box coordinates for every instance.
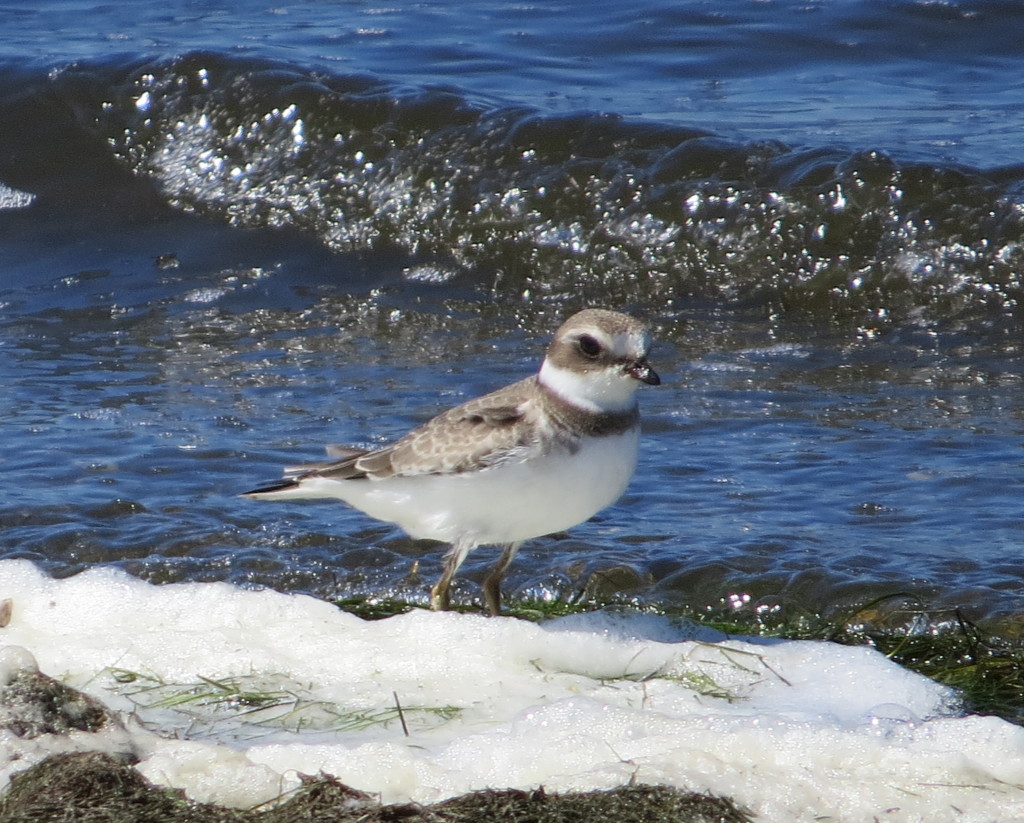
[571,325,649,362]
[607,328,650,360]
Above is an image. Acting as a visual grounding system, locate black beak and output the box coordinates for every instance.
[626,358,661,385]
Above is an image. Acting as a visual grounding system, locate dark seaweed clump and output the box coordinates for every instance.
[0,668,113,739]
[0,752,751,823]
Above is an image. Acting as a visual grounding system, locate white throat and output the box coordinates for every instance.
[538,359,639,413]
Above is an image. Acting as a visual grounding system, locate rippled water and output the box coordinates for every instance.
[2,0,1024,628]
[5,1,1024,168]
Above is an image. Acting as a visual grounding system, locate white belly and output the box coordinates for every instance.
[303,428,640,546]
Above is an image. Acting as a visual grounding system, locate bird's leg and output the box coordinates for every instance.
[482,543,520,617]
[430,539,475,611]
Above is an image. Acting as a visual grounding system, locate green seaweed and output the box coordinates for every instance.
[104,668,462,737]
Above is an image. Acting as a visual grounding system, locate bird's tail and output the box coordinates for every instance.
[239,478,305,500]
[241,446,370,500]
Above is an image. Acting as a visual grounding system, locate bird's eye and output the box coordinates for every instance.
[577,334,602,358]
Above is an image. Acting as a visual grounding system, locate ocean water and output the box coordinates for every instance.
[2,0,1024,818]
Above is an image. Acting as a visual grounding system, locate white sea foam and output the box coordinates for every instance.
[1,559,1023,821]
[0,182,35,209]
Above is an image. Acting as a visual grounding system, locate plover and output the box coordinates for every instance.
[242,308,660,614]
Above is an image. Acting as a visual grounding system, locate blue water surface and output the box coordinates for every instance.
[1,0,1023,627]
[2,0,1023,167]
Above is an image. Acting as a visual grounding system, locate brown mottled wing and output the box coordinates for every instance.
[312,377,543,480]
